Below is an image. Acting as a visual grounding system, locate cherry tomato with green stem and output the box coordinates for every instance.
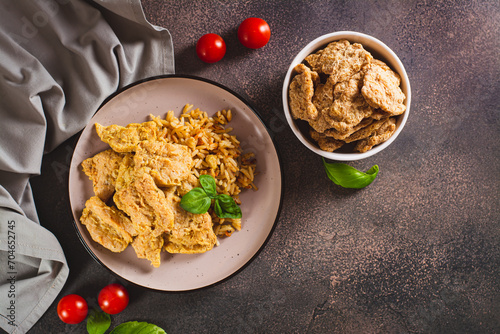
[196,33,226,63]
[57,294,88,324]
[238,17,271,49]
[98,283,129,315]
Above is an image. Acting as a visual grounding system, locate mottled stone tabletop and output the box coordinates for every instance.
[29,0,499,333]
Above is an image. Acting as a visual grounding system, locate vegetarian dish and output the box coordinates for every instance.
[79,105,257,267]
[288,39,406,153]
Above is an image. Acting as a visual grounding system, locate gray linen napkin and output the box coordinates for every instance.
[0,0,174,333]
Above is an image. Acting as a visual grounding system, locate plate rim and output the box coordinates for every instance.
[68,74,284,292]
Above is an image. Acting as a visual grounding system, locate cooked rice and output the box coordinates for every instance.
[151,104,257,236]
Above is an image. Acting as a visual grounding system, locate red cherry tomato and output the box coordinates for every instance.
[57,294,88,324]
[98,283,129,315]
[238,17,271,49]
[196,33,226,63]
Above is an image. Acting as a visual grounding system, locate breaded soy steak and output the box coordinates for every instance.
[289,40,406,153]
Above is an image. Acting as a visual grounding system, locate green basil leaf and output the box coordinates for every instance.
[214,194,242,219]
[181,175,242,218]
[322,158,379,189]
[199,174,217,198]
[86,309,111,334]
[180,187,211,214]
[213,198,223,217]
[109,321,166,334]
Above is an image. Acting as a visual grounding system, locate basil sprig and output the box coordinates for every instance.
[87,309,111,334]
[181,174,242,219]
[322,158,379,189]
[109,321,166,334]
[86,310,165,334]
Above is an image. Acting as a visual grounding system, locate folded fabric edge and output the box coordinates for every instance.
[91,0,175,74]
[0,262,69,334]
[0,211,69,334]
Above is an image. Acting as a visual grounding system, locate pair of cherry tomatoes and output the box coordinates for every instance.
[57,283,129,324]
[196,17,271,63]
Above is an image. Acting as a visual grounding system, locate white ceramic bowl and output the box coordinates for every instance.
[282,31,411,161]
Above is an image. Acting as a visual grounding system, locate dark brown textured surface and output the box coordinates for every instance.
[28,0,499,333]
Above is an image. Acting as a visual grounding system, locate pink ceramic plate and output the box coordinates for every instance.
[68,75,282,291]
